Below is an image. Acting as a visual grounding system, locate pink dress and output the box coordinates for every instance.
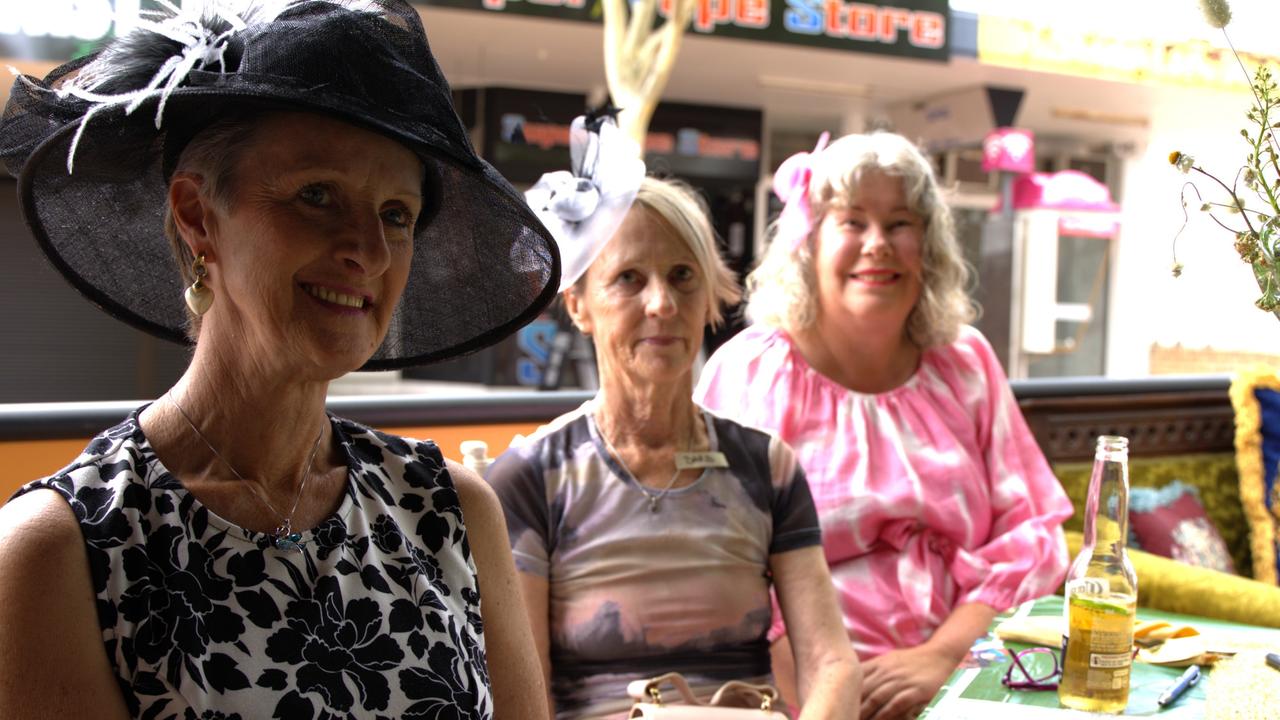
[694,324,1073,659]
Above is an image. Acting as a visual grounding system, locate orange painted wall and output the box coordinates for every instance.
[0,421,540,502]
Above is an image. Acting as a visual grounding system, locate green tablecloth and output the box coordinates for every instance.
[920,595,1280,719]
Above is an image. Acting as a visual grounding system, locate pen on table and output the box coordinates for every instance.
[1267,652,1280,672]
[1156,665,1201,708]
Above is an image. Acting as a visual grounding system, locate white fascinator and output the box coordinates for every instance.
[525,109,646,292]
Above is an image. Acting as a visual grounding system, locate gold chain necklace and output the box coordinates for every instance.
[167,391,324,552]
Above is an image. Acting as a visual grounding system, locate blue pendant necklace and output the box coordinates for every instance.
[168,391,324,552]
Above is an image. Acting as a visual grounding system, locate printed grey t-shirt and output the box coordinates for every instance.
[487,402,821,719]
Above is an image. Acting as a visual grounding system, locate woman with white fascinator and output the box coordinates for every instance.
[487,110,861,719]
[0,1,553,717]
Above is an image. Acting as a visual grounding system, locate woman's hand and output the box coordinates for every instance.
[772,546,862,719]
[859,602,998,720]
[450,462,551,720]
[858,646,954,720]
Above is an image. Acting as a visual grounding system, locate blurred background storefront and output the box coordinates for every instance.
[3,0,1280,401]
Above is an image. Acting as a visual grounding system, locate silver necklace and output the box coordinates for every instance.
[167,391,324,552]
[596,411,698,513]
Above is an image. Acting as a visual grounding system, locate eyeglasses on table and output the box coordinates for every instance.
[1001,647,1062,691]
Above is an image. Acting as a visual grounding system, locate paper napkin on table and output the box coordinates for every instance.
[992,615,1225,667]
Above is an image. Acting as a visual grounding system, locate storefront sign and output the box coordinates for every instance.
[516,118,758,159]
[421,0,950,62]
[978,15,1280,92]
[4,1,948,63]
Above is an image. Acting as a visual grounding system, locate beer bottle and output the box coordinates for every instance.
[1058,435,1138,713]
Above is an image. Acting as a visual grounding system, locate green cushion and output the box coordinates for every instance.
[1054,453,1253,578]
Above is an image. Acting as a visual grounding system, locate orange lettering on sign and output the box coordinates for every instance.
[521,122,570,150]
[698,135,761,161]
[694,0,734,32]
[645,133,676,154]
[879,7,912,43]
[739,0,769,28]
[847,3,876,40]
[911,12,944,48]
[825,0,843,35]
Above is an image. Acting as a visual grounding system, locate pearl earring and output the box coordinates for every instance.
[184,252,213,316]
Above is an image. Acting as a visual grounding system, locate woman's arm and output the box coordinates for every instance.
[450,461,550,720]
[772,545,861,720]
[0,489,130,720]
[859,602,997,720]
[958,328,1074,610]
[517,572,555,718]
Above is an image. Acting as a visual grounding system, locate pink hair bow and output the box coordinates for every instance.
[772,132,830,251]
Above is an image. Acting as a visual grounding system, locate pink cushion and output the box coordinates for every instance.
[1129,482,1236,574]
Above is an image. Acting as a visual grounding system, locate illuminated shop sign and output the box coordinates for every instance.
[515,118,759,160]
[420,0,950,62]
[2,0,948,63]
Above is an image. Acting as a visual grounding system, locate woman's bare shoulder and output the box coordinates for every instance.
[0,489,83,565]
[0,489,90,603]
[445,460,502,527]
[0,489,130,718]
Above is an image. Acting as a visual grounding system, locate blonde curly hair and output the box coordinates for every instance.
[746,132,975,348]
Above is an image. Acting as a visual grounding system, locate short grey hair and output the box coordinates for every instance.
[579,176,742,328]
[746,132,975,348]
[162,111,264,340]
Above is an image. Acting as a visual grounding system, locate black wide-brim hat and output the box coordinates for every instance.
[0,0,559,370]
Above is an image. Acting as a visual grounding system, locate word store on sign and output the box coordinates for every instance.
[781,0,945,47]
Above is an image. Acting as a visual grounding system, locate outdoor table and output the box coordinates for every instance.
[920,595,1280,718]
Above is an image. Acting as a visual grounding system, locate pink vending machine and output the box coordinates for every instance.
[1002,170,1121,378]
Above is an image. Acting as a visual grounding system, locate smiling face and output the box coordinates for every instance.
[813,170,925,336]
[177,112,423,378]
[566,206,710,387]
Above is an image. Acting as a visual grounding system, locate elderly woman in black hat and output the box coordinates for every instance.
[0,2,554,718]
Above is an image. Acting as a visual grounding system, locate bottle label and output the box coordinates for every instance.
[1065,577,1108,598]
[1089,652,1132,669]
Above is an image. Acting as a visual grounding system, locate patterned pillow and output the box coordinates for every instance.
[1054,454,1251,576]
[1129,481,1236,574]
[1229,367,1280,585]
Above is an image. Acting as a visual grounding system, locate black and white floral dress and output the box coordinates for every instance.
[14,409,493,720]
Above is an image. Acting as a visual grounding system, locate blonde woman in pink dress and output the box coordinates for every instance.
[694,132,1074,720]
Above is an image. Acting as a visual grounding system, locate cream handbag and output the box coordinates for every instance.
[626,672,790,719]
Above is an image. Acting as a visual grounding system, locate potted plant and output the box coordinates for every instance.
[1170,0,1280,320]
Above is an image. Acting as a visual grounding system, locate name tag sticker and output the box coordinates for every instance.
[675,451,729,470]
